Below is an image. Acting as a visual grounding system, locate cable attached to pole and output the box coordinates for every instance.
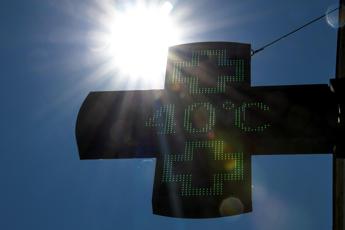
[251,7,340,56]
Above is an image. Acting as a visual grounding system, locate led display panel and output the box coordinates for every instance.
[76,42,337,218]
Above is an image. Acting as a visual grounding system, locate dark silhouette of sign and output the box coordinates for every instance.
[76,42,337,218]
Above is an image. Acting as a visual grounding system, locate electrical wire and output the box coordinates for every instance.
[251,6,340,56]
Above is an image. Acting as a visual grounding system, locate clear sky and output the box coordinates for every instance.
[0,0,339,229]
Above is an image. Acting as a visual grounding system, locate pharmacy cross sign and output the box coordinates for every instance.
[76,42,337,218]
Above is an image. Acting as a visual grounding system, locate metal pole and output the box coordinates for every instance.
[334,1,345,230]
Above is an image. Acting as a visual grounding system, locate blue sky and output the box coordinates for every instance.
[0,0,338,229]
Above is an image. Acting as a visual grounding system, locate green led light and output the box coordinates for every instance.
[235,102,271,132]
[145,104,176,134]
[222,100,235,110]
[183,102,216,133]
[167,49,246,94]
[162,140,244,196]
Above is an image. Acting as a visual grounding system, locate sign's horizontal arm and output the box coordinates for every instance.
[76,84,337,159]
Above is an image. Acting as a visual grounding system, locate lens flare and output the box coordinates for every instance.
[326,4,345,29]
[224,159,237,171]
[219,197,244,216]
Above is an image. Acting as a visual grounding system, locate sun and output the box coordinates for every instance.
[91,1,181,89]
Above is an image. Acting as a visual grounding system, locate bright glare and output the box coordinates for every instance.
[95,1,181,88]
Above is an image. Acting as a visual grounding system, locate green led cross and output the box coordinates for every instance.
[162,140,244,196]
[166,49,246,94]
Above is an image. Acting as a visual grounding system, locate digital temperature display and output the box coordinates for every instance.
[76,42,336,218]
